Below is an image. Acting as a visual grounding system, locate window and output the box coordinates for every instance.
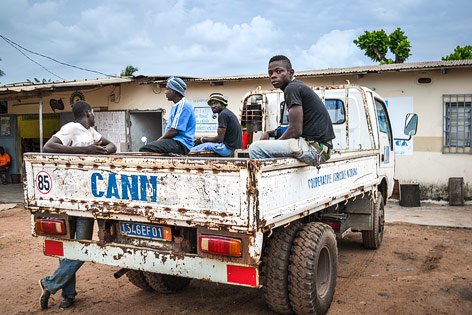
[325,99,345,124]
[375,99,393,150]
[0,101,7,114]
[279,99,345,125]
[443,94,471,154]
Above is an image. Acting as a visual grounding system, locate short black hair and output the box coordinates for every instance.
[269,55,292,70]
[72,101,92,119]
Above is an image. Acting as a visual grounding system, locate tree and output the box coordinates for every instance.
[0,57,5,77]
[121,65,139,77]
[442,45,472,60]
[26,78,51,83]
[354,28,411,64]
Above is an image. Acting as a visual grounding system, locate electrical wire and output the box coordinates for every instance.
[0,34,118,79]
[1,35,64,80]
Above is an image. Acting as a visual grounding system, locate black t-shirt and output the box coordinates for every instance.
[284,79,335,147]
[218,107,243,150]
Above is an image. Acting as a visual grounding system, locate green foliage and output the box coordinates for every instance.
[121,65,139,77]
[354,27,411,64]
[26,78,51,83]
[442,45,472,60]
[0,57,4,77]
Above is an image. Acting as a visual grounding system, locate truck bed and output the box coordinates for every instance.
[24,150,381,233]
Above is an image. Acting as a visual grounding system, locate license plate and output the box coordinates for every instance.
[119,222,172,241]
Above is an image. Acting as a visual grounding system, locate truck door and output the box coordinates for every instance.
[375,98,395,197]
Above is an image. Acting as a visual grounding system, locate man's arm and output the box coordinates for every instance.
[278,105,303,140]
[98,136,117,154]
[43,136,109,154]
[195,127,226,145]
[158,128,179,140]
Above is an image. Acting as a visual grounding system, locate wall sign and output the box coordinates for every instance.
[0,116,10,136]
[70,91,85,106]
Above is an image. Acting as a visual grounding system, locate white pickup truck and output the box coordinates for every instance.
[24,84,417,314]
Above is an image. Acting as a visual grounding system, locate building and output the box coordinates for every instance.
[0,60,470,199]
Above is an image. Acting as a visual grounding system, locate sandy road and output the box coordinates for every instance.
[0,205,471,314]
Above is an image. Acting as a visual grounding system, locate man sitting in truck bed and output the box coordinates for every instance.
[190,93,243,156]
[39,100,116,310]
[249,55,335,166]
[139,76,196,155]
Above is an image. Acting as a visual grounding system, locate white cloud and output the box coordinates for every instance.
[162,16,279,74]
[294,29,368,70]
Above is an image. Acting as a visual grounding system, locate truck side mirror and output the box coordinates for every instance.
[404,113,418,136]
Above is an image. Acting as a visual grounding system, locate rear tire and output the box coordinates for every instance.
[262,221,302,314]
[144,272,191,293]
[362,194,385,249]
[288,223,338,315]
[126,270,153,291]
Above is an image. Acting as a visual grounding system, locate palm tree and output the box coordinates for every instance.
[121,65,139,77]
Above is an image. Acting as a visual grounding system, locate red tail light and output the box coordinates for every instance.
[35,219,66,235]
[324,222,340,230]
[199,235,242,257]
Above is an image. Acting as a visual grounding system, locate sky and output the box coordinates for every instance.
[0,0,471,84]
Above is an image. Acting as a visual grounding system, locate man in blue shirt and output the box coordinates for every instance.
[139,77,196,154]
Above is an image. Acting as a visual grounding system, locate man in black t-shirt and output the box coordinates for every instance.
[249,55,335,166]
[191,93,243,156]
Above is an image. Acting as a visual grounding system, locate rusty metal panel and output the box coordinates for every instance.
[46,238,260,288]
[256,155,380,228]
[24,154,251,230]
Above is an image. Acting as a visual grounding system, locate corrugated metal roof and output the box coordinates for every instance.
[1,60,471,95]
[0,77,135,94]
[190,59,472,82]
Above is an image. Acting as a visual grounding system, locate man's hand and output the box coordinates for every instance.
[85,143,108,155]
[194,137,203,145]
[260,132,271,140]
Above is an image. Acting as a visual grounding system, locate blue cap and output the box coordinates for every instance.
[167,76,187,96]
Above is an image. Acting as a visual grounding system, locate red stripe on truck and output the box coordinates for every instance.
[227,265,257,286]
[44,240,64,256]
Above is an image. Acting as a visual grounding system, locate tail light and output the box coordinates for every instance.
[35,219,66,235]
[324,222,340,230]
[199,235,242,257]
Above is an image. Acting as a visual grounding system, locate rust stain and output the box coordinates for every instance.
[178,208,188,214]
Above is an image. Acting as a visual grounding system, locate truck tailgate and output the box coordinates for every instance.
[24,154,251,230]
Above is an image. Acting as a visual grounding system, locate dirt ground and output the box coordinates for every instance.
[1,205,471,315]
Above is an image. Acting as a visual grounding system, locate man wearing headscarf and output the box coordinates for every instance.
[139,76,196,154]
[190,93,242,156]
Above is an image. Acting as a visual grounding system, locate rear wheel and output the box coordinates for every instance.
[262,221,302,314]
[144,272,191,293]
[288,222,338,315]
[362,194,385,249]
[126,270,153,291]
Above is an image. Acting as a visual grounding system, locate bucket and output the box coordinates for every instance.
[10,174,21,184]
[399,183,420,207]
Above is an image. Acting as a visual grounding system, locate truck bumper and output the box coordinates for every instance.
[43,238,260,288]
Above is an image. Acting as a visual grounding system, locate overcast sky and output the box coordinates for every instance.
[0,0,471,84]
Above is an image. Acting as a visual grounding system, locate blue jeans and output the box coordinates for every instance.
[190,142,234,157]
[249,138,330,166]
[42,218,94,299]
